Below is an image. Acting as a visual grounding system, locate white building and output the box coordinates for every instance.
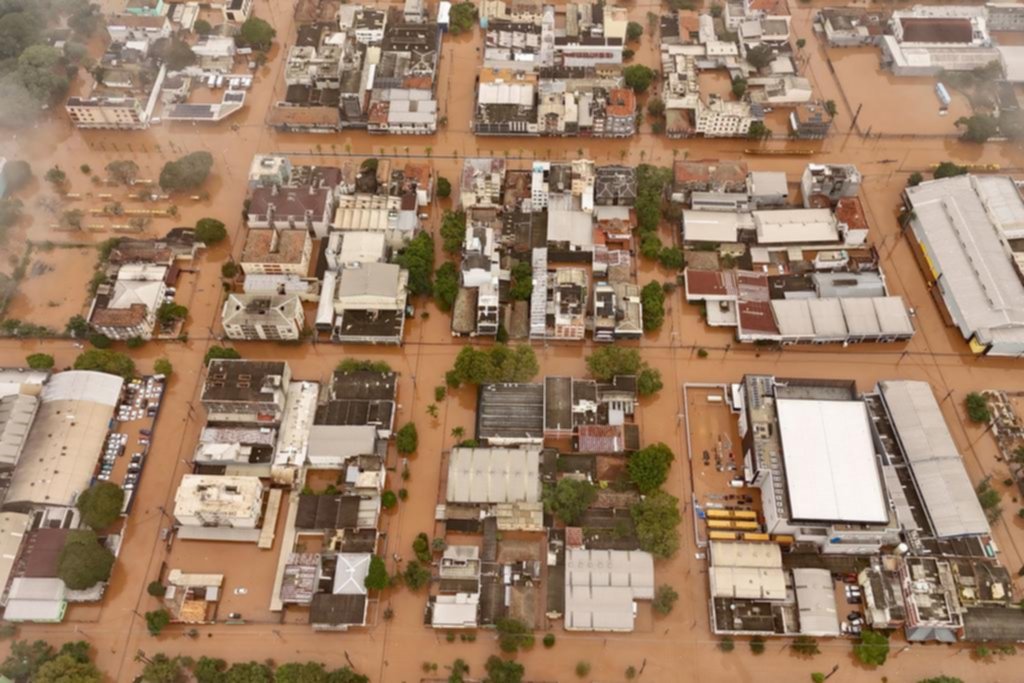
[88,264,168,340]
[173,474,265,541]
[221,293,304,341]
[564,549,654,632]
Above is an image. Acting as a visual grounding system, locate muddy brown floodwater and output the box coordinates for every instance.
[2,1,1024,682]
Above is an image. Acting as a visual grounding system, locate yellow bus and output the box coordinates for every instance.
[709,531,738,541]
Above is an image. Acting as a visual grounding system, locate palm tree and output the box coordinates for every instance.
[451,426,465,440]
[427,403,438,418]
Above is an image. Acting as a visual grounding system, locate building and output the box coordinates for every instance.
[429,545,482,629]
[874,380,990,539]
[66,65,167,130]
[461,158,506,209]
[332,263,409,344]
[672,160,749,201]
[3,372,123,512]
[221,294,304,341]
[310,553,372,630]
[445,446,543,531]
[734,375,902,553]
[748,171,789,208]
[564,549,654,632]
[173,475,266,542]
[219,0,253,22]
[818,8,886,47]
[316,370,398,439]
[4,577,67,623]
[904,175,1024,356]
[201,360,291,425]
[881,6,999,76]
[124,0,166,16]
[240,229,313,277]
[247,185,336,238]
[801,163,861,207]
[476,383,546,446]
[789,102,833,140]
[88,264,168,341]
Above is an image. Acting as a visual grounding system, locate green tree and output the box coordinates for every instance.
[222,261,238,278]
[652,584,678,615]
[395,231,435,296]
[746,44,773,70]
[495,618,534,653]
[381,490,398,509]
[413,532,431,563]
[17,46,69,105]
[966,392,991,422]
[275,662,327,683]
[747,121,771,139]
[631,491,681,558]
[509,261,533,301]
[58,529,115,589]
[791,636,820,656]
[811,674,825,683]
[194,19,213,35]
[145,608,171,636]
[396,422,418,454]
[586,346,643,378]
[148,580,166,597]
[89,333,112,349]
[916,678,963,683]
[640,281,665,331]
[238,16,276,50]
[336,359,391,373]
[195,218,227,244]
[853,629,890,666]
[628,443,675,494]
[977,479,1002,521]
[824,100,838,117]
[796,38,806,49]
[0,639,55,681]
[449,1,477,35]
[646,97,665,118]
[0,79,40,128]
[365,555,389,591]
[74,349,135,378]
[436,177,452,198]
[637,367,663,397]
[623,65,655,93]
[160,39,197,70]
[933,161,968,179]
[731,77,747,99]
[141,653,185,683]
[750,636,766,654]
[326,667,368,683]
[192,656,227,683]
[484,655,523,683]
[0,11,42,60]
[1,159,32,194]
[542,633,555,648]
[76,481,125,530]
[956,114,999,143]
[626,21,643,42]
[106,160,139,185]
[159,152,214,192]
[57,641,91,664]
[26,353,54,370]
[439,210,467,254]
[67,314,90,338]
[908,172,924,187]
[447,345,538,386]
[45,165,66,187]
[0,198,22,229]
[718,637,735,653]
[154,358,173,376]
[543,478,597,525]
[434,261,459,312]
[203,345,241,365]
[403,560,431,590]
[658,246,684,270]
[224,661,271,683]
[157,302,188,324]
[575,661,591,678]
[35,654,101,683]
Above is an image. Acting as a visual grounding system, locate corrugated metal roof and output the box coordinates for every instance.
[879,380,990,538]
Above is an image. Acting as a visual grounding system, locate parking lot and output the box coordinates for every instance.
[98,375,165,514]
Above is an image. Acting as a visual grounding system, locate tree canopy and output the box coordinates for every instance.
[204,345,241,365]
[195,218,227,244]
[640,281,665,331]
[966,392,991,422]
[631,491,681,558]
[336,359,391,373]
[440,210,467,254]
[396,422,418,454]
[623,65,655,93]
[746,44,773,70]
[495,618,534,653]
[365,555,389,591]
[449,1,477,35]
[853,629,890,667]
[395,232,434,296]
[160,152,214,192]
[238,16,276,50]
[933,161,968,179]
[484,656,524,683]
[140,653,185,683]
[447,344,538,387]
[57,529,115,590]
[509,261,532,301]
[74,349,135,379]
[76,481,124,530]
[628,443,675,494]
[17,45,68,105]
[0,639,54,681]
[543,478,597,525]
[436,176,452,198]
[433,261,459,312]
[957,114,999,143]
[26,353,54,370]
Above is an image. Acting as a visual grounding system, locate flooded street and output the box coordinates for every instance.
[1,1,1024,682]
